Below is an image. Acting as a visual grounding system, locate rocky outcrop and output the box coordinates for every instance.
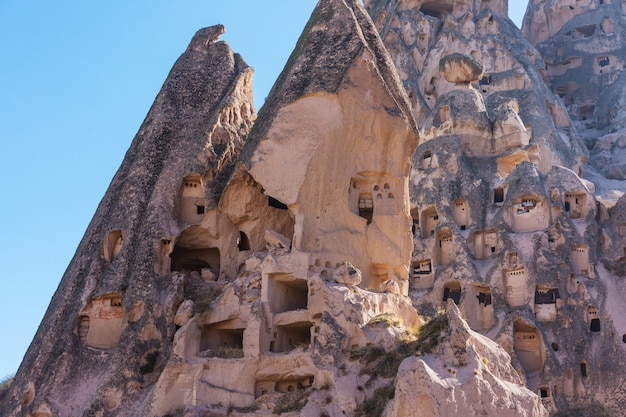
[5,0,626,416]
[2,24,257,417]
[385,303,548,417]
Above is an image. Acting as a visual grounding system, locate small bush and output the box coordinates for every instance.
[354,383,394,417]
[199,346,244,359]
[193,287,223,314]
[273,389,309,414]
[350,345,385,363]
[552,404,612,417]
[0,374,14,403]
[228,404,259,414]
[369,313,402,327]
[602,259,626,277]
[163,407,184,417]
[351,314,449,381]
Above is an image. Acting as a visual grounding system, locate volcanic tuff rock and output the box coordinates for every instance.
[4,0,626,416]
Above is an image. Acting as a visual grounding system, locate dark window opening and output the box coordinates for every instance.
[443,285,461,304]
[565,202,570,212]
[535,288,561,304]
[170,245,220,276]
[494,187,504,203]
[479,74,492,86]
[598,56,610,67]
[580,362,587,377]
[575,24,596,37]
[590,318,601,332]
[196,205,205,215]
[477,292,492,306]
[268,196,289,210]
[237,231,251,251]
[420,2,453,19]
[540,388,549,398]
[551,342,559,351]
[622,334,626,343]
[358,194,374,224]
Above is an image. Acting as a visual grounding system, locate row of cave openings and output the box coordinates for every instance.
[350,176,399,225]
[410,226,591,284]
[412,256,601,332]
[416,1,500,20]
[198,273,313,359]
[512,314,623,399]
[411,187,588,238]
[102,173,297,277]
[179,173,288,226]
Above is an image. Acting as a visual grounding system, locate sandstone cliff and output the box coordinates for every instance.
[4,0,626,416]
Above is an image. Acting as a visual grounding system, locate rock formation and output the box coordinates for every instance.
[4,0,626,416]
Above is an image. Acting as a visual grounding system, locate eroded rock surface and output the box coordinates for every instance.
[5,1,626,417]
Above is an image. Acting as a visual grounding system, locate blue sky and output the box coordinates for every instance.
[0,1,526,378]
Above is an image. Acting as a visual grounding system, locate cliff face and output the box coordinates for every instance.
[4,0,626,416]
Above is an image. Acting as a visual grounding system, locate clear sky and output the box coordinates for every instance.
[0,1,526,379]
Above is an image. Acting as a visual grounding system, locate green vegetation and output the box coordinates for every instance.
[552,404,612,417]
[273,389,310,415]
[354,383,395,417]
[193,287,223,314]
[350,314,449,417]
[601,259,626,277]
[162,407,184,417]
[369,313,402,327]
[199,346,244,359]
[0,374,13,403]
[227,404,259,414]
[350,313,448,380]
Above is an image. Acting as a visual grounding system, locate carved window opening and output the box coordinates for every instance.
[420,2,452,19]
[420,150,432,169]
[421,206,439,237]
[267,274,308,314]
[411,259,434,290]
[358,193,374,224]
[170,245,220,279]
[436,229,454,266]
[453,199,470,230]
[539,387,550,398]
[78,293,124,349]
[580,361,588,378]
[442,281,461,304]
[575,24,596,37]
[103,229,123,264]
[179,175,205,224]
[571,244,589,275]
[269,322,312,353]
[588,305,600,332]
[199,320,244,357]
[513,320,544,373]
[237,231,251,251]
[494,187,505,204]
[504,267,528,307]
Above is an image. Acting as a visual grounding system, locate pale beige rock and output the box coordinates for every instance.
[264,229,291,250]
[174,299,194,327]
[439,53,485,84]
[333,261,362,285]
[385,303,549,417]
